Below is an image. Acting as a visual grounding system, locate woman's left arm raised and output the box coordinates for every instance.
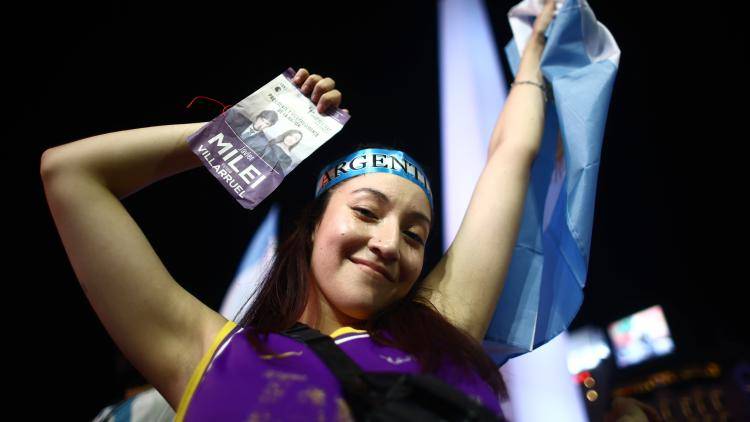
[423,0,557,342]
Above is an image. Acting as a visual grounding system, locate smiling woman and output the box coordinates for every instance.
[307,170,433,323]
[232,140,509,417]
[41,44,553,419]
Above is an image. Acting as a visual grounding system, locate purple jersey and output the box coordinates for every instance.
[175,320,503,421]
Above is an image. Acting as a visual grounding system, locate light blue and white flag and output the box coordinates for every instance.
[219,204,281,322]
[483,0,621,362]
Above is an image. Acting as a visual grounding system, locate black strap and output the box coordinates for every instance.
[281,322,374,417]
[280,322,503,421]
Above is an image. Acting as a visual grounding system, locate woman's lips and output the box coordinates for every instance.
[350,258,393,282]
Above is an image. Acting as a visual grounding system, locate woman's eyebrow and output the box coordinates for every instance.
[351,187,431,227]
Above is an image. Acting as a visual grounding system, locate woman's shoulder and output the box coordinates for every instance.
[175,319,239,419]
[203,319,239,350]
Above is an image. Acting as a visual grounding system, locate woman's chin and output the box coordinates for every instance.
[334,292,383,321]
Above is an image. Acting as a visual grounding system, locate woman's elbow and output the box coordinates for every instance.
[40,147,65,181]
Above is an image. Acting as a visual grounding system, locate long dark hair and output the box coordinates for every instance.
[270,129,302,151]
[237,143,507,398]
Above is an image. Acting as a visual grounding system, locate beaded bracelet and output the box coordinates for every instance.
[511,80,549,103]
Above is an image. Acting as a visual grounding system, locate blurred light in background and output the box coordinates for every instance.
[567,326,611,375]
[608,305,675,368]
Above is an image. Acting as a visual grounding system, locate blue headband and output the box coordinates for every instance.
[315,148,434,210]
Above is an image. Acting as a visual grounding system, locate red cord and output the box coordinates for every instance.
[185,96,232,113]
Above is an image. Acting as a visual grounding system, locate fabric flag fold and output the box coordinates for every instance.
[482,0,620,365]
[219,204,280,322]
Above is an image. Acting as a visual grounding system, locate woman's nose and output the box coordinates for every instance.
[368,220,400,261]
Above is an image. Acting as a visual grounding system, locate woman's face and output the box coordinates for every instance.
[284,132,302,147]
[253,116,272,131]
[309,173,432,322]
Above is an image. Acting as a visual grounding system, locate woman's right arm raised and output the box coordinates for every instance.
[40,122,231,410]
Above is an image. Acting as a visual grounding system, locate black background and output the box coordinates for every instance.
[11,0,745,418]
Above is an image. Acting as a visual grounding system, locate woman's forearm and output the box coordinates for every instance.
[41,122,208,199]
[488,34,547,159]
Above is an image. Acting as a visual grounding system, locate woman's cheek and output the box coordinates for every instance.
[342,215,368,240]
[403,253,425,286]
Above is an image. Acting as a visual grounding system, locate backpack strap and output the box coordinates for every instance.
[281,322,374,419]
[281,322,366,384]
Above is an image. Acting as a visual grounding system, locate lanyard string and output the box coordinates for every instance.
[185,95,232,113]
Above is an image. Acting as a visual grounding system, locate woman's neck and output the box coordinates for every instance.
[299,284,367,336]
[278,143,291,155]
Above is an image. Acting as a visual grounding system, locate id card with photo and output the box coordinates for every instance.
[186,68,350,210]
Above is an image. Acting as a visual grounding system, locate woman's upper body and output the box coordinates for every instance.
[176,319,503,421]
[40,2,555,416]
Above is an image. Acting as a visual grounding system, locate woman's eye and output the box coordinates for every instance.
[354,207,424,245]
[406,232,424,245]
[354,207,376,218]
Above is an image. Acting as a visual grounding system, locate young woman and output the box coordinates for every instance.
[40,1,557,419]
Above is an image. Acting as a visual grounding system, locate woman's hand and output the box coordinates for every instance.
[516,0,558,82]
[531,0,559,44]
[291,68,349,115]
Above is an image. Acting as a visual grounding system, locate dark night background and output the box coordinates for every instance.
[9,0,744,419]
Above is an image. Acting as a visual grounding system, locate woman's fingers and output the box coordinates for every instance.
[300,74,323,95]
[318,89,342,113]
[532,0,557,36]
[311,77,335,103]
[291,68,346,114]
[292,68,309,86]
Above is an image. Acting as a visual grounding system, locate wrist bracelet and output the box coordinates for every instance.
[511,80,549,103]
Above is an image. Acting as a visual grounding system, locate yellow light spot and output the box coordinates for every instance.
[336,397,355,422]
[586,390,599,402]
[298,387,327,406]
[258,380,286,404]
[259,350,304,360]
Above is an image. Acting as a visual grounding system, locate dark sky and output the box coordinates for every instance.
[13,0,744,418]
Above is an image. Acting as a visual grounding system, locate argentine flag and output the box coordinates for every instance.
[441,0,621,362]
[220,204,281,322]
[439,1,618,420]
[484,0,621,360]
